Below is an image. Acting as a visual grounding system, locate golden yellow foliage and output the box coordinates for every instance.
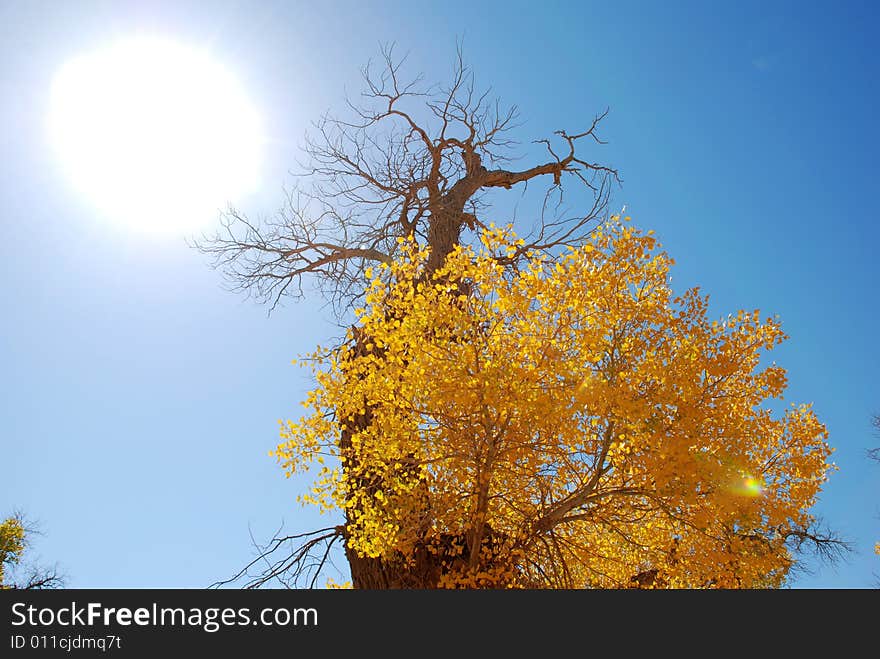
[0,516,26,589]
[275,218,833,588]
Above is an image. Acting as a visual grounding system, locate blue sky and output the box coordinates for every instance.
[1,0,877,587]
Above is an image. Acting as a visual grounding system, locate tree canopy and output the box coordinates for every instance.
[198,48,843,588]
[0,514,63,589]
[274,218,836,588]
[0,516,26,587]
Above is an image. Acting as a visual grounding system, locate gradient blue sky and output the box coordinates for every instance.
[2,0,877,587]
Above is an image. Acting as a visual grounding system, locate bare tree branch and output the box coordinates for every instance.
[191,43,619,314]
[209,525,344,589]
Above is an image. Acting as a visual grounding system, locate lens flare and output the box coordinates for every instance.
[731,475,765,498]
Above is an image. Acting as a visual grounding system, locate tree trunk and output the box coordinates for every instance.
[340,206,505,589]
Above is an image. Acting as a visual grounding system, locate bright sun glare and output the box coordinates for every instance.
[48,37,262,234]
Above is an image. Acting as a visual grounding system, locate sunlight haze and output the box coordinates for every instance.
[47,37,262,234]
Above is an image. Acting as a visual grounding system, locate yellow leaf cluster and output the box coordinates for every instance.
[274,218,833,587]
[0,516,25,588]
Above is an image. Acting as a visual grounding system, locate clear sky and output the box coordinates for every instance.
[1,0,877,588]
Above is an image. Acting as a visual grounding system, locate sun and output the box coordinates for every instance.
[48,37,262,235]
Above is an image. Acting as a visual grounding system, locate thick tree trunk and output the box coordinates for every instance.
[344,529,510,589]
[339,326,475,589]
[340,204,503,589]
[344,548,417,589]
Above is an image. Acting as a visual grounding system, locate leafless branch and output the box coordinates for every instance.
[778,519,852,586]
[208,525,344,589]
[192,43,619,314]
[10,564,65,590]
